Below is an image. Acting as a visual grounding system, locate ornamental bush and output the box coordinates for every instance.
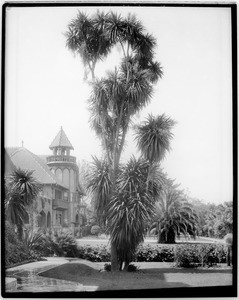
[75,243,226,267]
[91,225,101,236]
[5,222,45,268]
[77,244,110,262]
[51,232,78,257]
[135,244,174,262]
[174,244,227,268]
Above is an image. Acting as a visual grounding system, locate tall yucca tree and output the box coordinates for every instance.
[66,11,163,271]
[151,186,199,243]
[107,156,166,270]
[66,11,113,80]
[5,168,41,240]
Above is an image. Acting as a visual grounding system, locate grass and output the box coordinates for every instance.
[39,261,232,291]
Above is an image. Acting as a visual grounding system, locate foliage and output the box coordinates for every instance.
[5,222,45,267]
[5,221,18,244]
[135,114,176,163]
[86,157,111,226]
[191,199,233,238]
[51,232,78,257]
[75,243,226,267]
[127,264,139,272]
[104,263,111,271]
[135,244,175,262]
[77,245,110,262]
[174,244,227,268]
[91,225,101,236]
[5,169,41,240]
[150,186,199,243]
[106,157,165,267]
[22,228,44,250]
[104,262,138,272]
[66,10,168,271]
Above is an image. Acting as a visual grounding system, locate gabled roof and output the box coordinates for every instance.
[4,149,16,176]
[6,147,68,189]
[49,127,74,150]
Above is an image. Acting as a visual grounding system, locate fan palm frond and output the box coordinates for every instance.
[153,186,199,243]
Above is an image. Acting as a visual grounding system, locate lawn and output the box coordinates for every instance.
[39,260,232,291]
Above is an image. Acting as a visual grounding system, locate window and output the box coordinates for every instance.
[63,192,68,201]
[56,212,62,225]
[55,189,62,200]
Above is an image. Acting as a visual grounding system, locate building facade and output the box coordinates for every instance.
[5,127,86,235]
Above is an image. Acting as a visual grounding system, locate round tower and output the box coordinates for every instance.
[47,126,84,233]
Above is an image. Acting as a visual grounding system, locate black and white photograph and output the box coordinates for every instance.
[2,2,237,297]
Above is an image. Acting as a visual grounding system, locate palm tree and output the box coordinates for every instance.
[5,168,41,240]
[150,186,199,243]
[66,11,163,271]
[106,156,165,270]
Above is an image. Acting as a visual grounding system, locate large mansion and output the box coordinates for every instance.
[5,127,87,235]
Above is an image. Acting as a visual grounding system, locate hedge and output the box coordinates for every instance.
[75,243,227,267]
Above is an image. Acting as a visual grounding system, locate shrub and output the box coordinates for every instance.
[52,232,78,257]
[103,263,138,272]
[33,234,54,256]
[5,221,18,244]
[23,229,44,250]
[77,244,110,262]
[127,264,138,272]
[5,222,46,267]
[174,244,200,268]
[91,225,101,236]
[135,244,174,262]
[5,240,43,267]
[104,263,111,271]
[174,244,227,268]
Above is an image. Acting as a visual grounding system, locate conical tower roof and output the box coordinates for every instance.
[49,127,74,150]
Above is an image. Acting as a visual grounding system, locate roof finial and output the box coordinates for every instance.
[21,140,24,147]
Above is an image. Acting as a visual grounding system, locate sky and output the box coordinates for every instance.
[5,5,233,204]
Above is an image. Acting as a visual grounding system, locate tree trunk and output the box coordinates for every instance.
[111,240,119,271]
[157,223,163,243]
[227,246,232,266]
[123,261,129,271]
[17,224,23,241]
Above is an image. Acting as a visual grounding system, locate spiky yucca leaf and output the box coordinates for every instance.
[135,114,176,163]
[8,168,41,206]
[107,156,165,262]
[86,157,112,225]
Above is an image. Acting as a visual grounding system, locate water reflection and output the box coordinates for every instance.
[6,267,84,292]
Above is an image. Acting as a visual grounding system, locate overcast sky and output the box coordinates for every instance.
[5,5,233,204]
